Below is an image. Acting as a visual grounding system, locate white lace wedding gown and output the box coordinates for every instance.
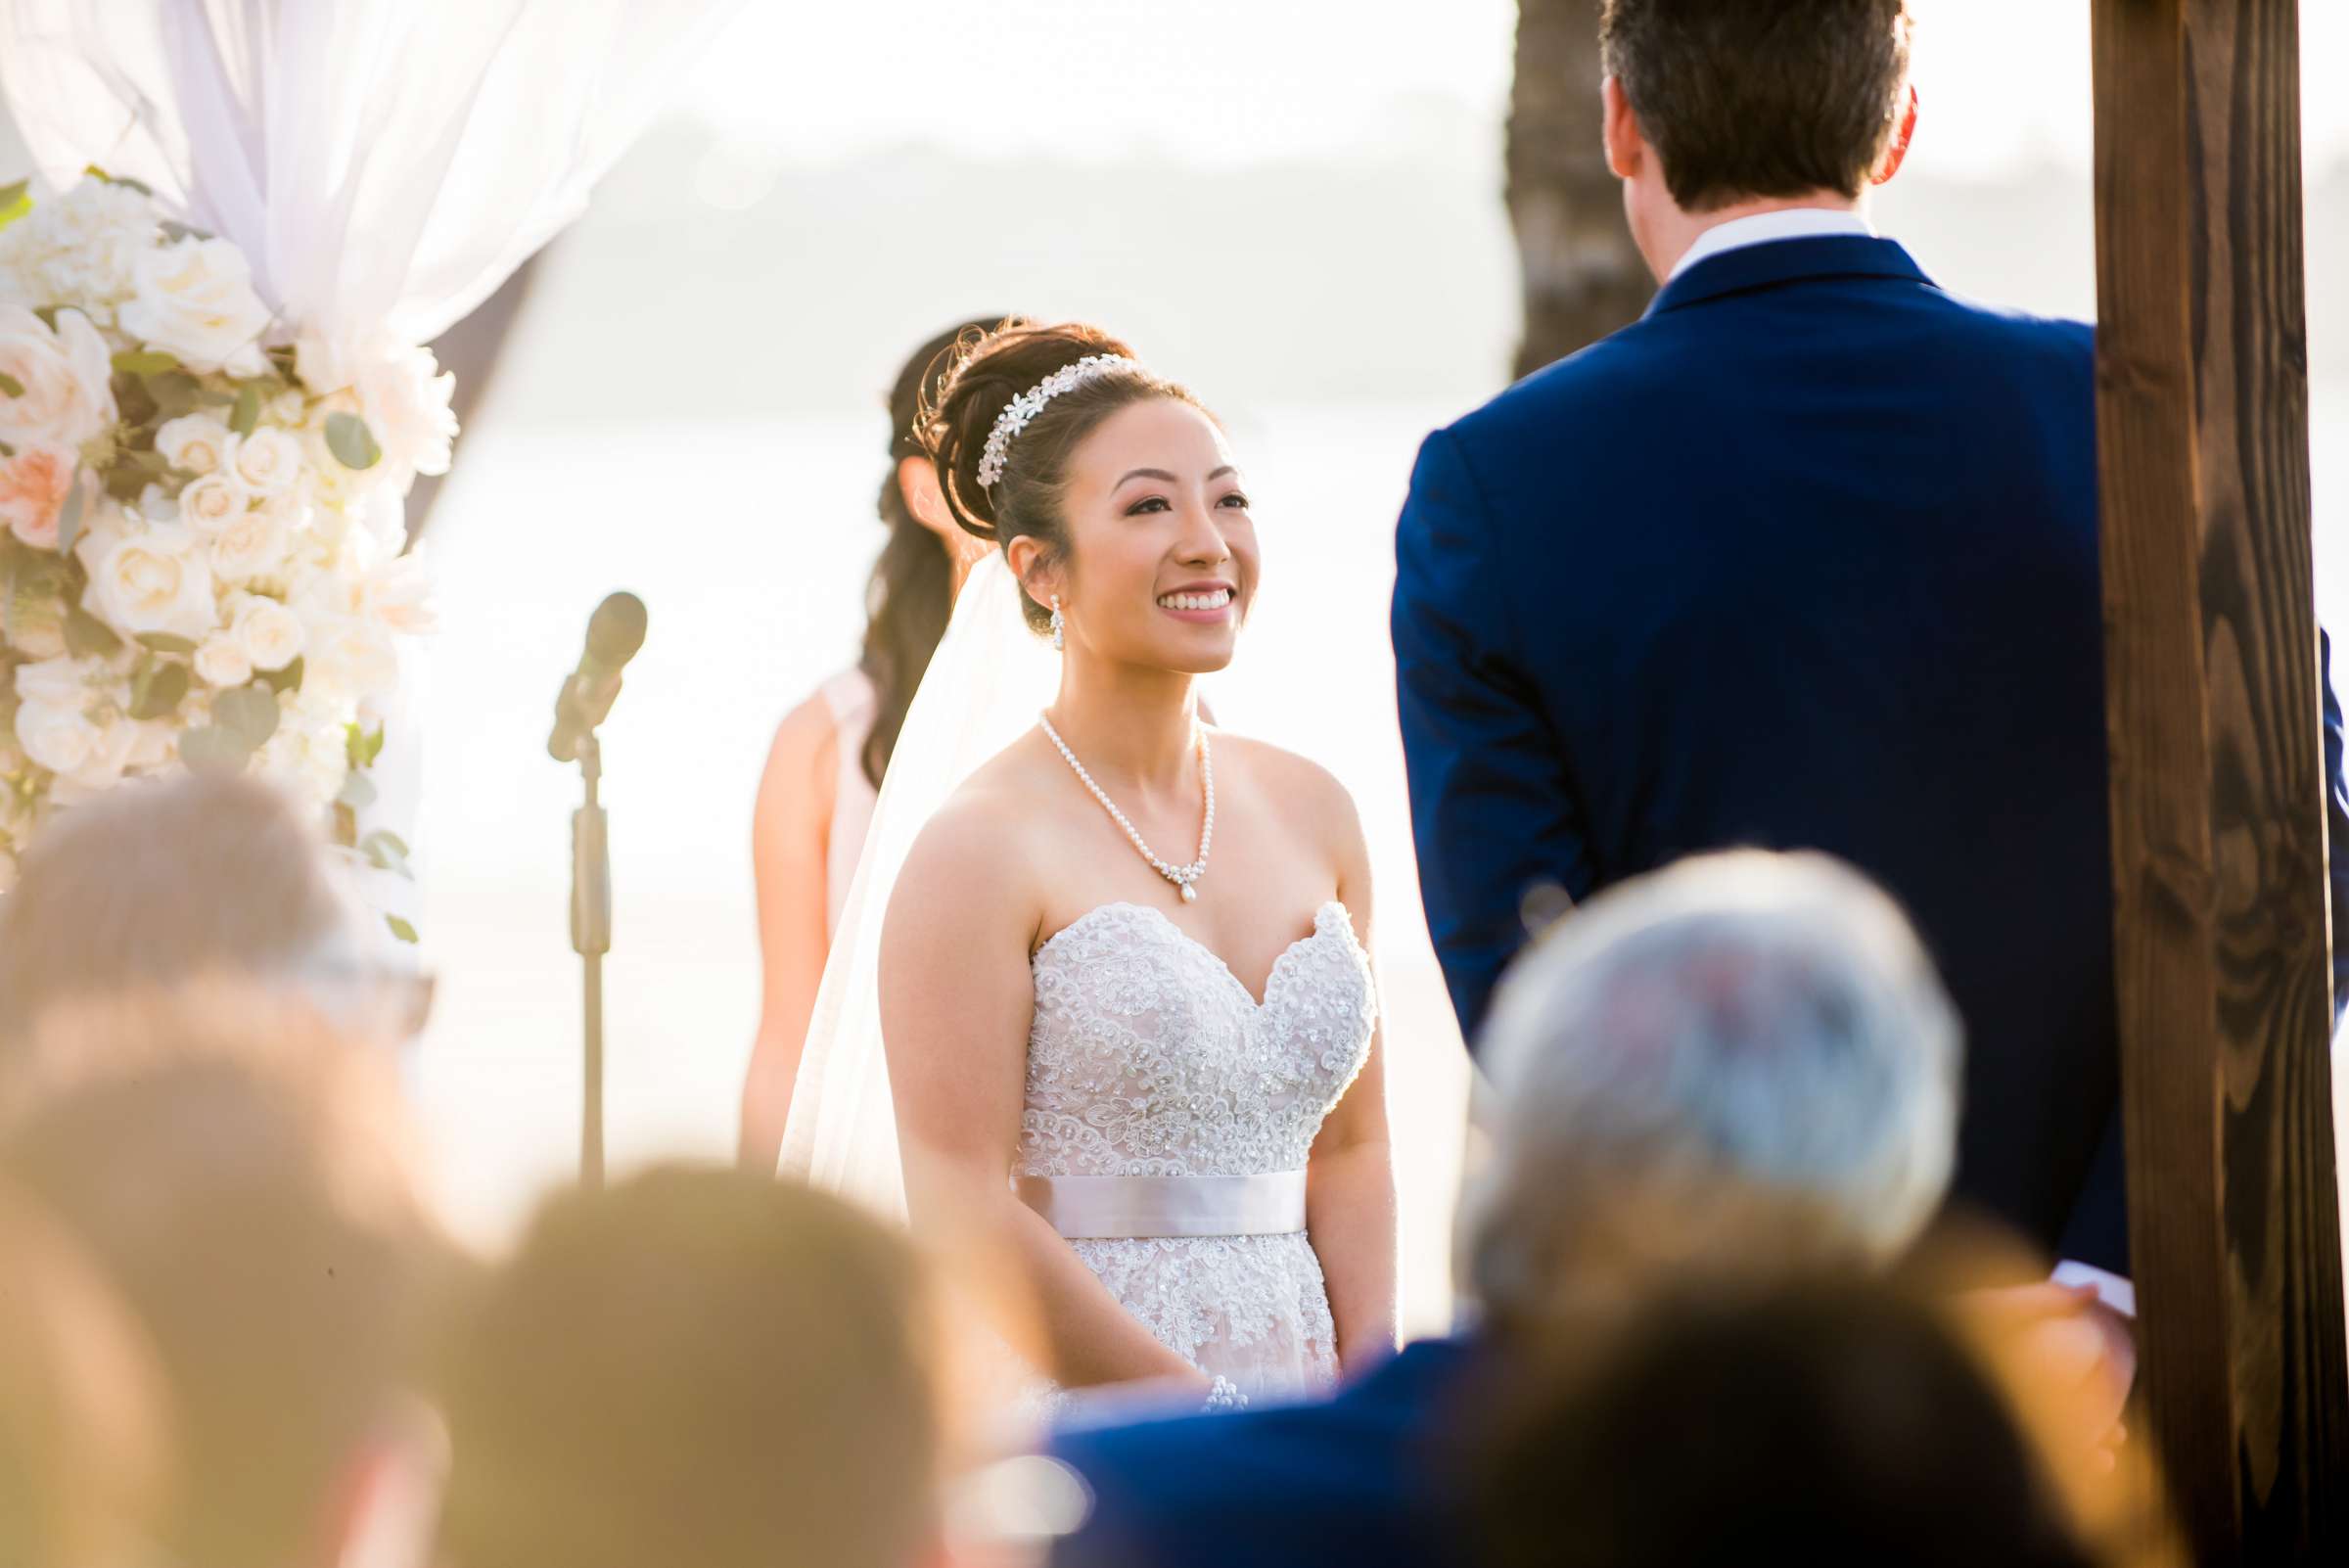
[1015,899,1378,1403]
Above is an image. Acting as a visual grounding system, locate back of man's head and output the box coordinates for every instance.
[1601,0,1914,212]
[1465,851,1961,1333]
[0,989,451,1568]
[0,773,377,1046]
[437,1165,941,1568]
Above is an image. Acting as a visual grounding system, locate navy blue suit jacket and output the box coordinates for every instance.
[1393,236,2349,1269]
[1048,1339,1481,1568]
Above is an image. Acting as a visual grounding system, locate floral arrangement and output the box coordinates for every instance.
[0,173,452,921]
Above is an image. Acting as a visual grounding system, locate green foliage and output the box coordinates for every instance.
[385,915,419,945]
[82,166,154,198]
[259,657,303,696]
[359,829,413,880]
[324,412,382,471]
[211,683,280,750]
[177,724,250,773]
[345,721,386,771]
[0,177,28,230]
[55,474,86,556]
[62,605,121,659]
[110,348,179,377]
[229,383,261,437]
[158,220,214,244]
[128,661,190,721]
[0,372,23,398]
[336,768,378,810]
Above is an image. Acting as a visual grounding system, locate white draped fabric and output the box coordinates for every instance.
[0,0,745,370]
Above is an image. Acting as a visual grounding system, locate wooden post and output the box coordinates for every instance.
[2092,0,2349,1559]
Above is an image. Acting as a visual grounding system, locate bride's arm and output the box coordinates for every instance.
[881,805,1208,1393]
[1306,789,1400,1372]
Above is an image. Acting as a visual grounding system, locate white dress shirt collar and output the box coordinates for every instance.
[1667,207,1879,283]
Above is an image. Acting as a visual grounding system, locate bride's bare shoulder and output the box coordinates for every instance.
[1213,731,1359,823]
[891,736,1059,913]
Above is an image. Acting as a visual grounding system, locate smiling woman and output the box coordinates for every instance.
[781,318,1401,1417]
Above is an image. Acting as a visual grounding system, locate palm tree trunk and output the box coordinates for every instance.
[1507,0,1652,377]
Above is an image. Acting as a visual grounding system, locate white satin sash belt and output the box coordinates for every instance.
[1015,1171,1309,1239]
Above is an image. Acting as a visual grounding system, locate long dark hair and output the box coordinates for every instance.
[858,318,1006,788]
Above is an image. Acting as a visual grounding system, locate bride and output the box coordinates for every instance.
[788,320,1395,1410]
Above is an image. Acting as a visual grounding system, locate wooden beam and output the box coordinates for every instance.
[2092,0,2349,1559]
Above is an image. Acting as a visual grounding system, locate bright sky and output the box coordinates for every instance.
[684,0,2349,175]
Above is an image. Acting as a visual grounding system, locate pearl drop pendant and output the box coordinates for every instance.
[1180,884,1198,903]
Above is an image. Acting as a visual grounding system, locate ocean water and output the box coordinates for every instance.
[409,389,2349,1338]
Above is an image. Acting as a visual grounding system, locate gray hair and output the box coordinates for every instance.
[1463,851,1961,1329]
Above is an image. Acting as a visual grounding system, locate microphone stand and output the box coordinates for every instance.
[569,731,612,1187]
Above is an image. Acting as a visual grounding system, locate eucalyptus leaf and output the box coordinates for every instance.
[337,769,378,810]
[129,662,190,721]
[177,725,251,774]
[30,305,61,331]
[143,370,205,419]
[229,384,261,437]
[345,721,386,771]
[158,220,214,244]
[385,915,419,945]
[0,372,23,398]
[212,683,281,750]
[260,657,303,695]
[56,473,87,556]
[324,412,382,472]
[83,166,154,197]
[359,829,413,879]
[136,632,199,656]
[63,606,121,659]
[110,348,179,377]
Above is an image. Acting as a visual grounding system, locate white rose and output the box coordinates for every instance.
[117,237,271,378]
[300,330,457,480]
[15,697,135,790]
[0,181,156,325]
[230,596,306,671]
[0,305,117,454]
[359,551,438,636]
[87,525,218,641]
[156,414,236,476]
[208,509,290,584]
[304,615,399,700]
[177,471,249,534]
[231,425,301,495]
[194,632,254,688]
[14,654,99,706]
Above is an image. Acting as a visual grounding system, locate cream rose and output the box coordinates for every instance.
[117,237,271,378]
[230,596,306,671]
[193,631,254,688]
[300,331,458,480]
[177,471,249,535]
[304,615,399,700]
[0,445,75,549]
[359,551,438,636]
[0,305,117,454]
[208,508,290,583]
[156,413,235,476]
[15,697,136,790]
[87,525,218,641]
[230,425,301,495]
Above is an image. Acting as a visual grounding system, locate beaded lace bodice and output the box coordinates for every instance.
[1016,899,1377,1401]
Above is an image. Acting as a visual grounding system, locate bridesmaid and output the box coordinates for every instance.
[738,318,1001,1169]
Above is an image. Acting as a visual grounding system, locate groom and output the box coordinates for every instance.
[1393,0,2349,1279]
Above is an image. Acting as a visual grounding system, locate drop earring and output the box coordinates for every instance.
[1050,595,1065,652]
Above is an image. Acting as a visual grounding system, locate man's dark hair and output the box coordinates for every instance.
[1601,1,1914,212]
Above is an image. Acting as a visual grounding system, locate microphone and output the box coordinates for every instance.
[548,592,648,761]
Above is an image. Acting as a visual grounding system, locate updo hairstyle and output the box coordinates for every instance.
[920,320,1207,637]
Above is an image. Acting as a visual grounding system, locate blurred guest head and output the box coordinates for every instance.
[437,1165,942,1568]
[1465,850,1961,1334]
[0,1184,170,1568]
[1477,1278,2095,1568]
[0,772,421,1050]
[0,988,455,1568]
[861,315,1012,787]
[1597,1,1919,275]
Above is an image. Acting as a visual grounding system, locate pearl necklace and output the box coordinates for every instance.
[1039,715,1214,902]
